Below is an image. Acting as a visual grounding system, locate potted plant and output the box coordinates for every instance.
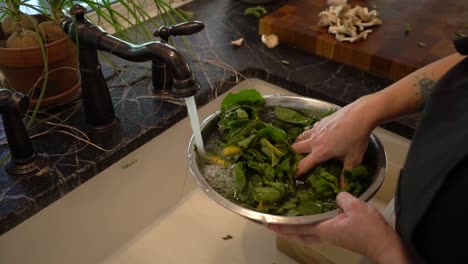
[0,0,191,110]
[0,0,80,108]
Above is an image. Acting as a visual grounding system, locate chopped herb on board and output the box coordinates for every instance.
[244,6,268,18]
[404,23,411,35]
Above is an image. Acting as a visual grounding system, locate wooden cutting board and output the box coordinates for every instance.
[259,0,468,81]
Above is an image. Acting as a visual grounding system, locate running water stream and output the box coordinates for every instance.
[185,96,205,155]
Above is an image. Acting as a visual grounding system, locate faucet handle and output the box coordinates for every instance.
[0,89,29,114]
[0,89,48,176]
[69,4,87,23]
[153,21,205,42]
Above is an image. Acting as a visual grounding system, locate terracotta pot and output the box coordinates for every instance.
[0,35,80,108]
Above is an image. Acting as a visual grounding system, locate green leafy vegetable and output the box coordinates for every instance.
[296,200,323,215]
[234,162,247,191]
[201,89,371,216]
[220,89,265,113]
[238,134,256,148]
[253,187,283,203]
[257,125,286,142]
[274,106,315,126]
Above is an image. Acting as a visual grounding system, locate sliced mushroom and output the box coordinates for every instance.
[318,3,382,43]
[354,6,379,22]
[356,18,382,31]
[318,11,337,26]
[328,18,357,37]
[337,29,373,43]
[328,4,350,19]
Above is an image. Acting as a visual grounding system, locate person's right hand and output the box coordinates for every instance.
[293,96,378,176]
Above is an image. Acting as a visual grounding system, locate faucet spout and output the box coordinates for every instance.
[96,36,199,97]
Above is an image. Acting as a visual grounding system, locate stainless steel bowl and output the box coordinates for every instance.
[188,95,387,225]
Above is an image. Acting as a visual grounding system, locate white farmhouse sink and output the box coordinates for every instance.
[0,79,410,264]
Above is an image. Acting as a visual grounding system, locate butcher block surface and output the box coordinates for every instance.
[259,0,468,81]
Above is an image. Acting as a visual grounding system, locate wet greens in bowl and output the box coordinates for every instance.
[195,89,372,217]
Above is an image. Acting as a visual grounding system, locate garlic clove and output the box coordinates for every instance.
[231,37,244,47]
[261,34,279,49]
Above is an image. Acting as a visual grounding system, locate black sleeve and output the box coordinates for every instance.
[454,37,468,55]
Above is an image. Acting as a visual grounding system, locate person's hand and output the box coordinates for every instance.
[268,192,409,263]
[293,98,377,176]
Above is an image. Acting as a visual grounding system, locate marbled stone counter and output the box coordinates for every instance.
[0,0,417,235]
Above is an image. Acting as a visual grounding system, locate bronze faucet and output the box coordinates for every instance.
[63,4,202,131]
[0,89,48,176]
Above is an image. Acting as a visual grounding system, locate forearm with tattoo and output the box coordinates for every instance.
[415,76,437,110]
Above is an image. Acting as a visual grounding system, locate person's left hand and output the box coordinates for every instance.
[267,192,406,262]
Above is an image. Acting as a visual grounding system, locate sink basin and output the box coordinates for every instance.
[0,79,410,264]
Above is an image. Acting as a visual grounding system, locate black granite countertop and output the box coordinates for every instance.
[0,0,417,235]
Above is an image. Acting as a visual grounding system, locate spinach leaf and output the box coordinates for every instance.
[276,197,298,214]
[257,125,286,142]
[296,200,323,215]
[264,180,287,193]
[218,106,260,135]
[247,160,276,181]
[344,182,363,197]
[225,120,251,137]
[260,138,283,167]
[221,89,265,113]
[343,165,369,181]
[274,106,314,126]
[322,159,343,178]
[285,127,304,142]
[286,209,301,216]
[307,167,340,200]
[296,189,313,202]
[234,162,247,191]
[253,187,283,203]
[227,120,263,145]
[246,148,266,163]
[238,134,256,148]
[250,174,263,187]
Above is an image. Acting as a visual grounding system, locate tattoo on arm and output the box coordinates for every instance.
[417,77,436,110]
